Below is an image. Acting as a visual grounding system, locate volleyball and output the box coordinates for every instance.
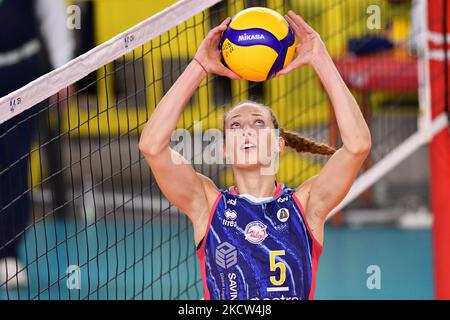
[219,7,296,82]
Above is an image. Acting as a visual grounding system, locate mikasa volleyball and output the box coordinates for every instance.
[219,7,296,82]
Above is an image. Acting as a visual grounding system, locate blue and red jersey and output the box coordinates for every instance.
[196,181,322,300]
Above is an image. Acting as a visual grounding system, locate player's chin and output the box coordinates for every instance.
[231,157,272,168]
[231,159,260,168]
[231,150,256,164]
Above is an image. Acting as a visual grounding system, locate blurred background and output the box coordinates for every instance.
[0,0,442,299]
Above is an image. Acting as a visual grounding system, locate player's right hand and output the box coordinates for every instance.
[194,17,241,80]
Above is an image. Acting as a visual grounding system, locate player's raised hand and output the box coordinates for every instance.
[194,17,241,80]
[275,10,328,77]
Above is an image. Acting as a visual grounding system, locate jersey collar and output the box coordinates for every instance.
[230,180,282,198]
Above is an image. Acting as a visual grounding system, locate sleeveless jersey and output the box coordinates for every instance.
[196,181,322,300]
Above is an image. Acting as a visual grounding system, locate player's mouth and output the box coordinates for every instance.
[241,142,256,150]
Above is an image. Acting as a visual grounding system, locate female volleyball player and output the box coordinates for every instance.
[139,11,371,300]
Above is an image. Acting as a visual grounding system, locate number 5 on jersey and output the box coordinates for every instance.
[269,250,286,286]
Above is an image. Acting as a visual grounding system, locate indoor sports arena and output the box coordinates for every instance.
[0,0,449,301]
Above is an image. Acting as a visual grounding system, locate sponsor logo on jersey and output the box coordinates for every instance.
[238,33,266,42]
[277,208,290,223]
[228,273,238,300]
[215,242,238,269]
[219,271,239,300]
[244,221,268,244]
[223,209,237,227]
[227,198,237,206]
[277,196,289,203]
[250,295,299,300]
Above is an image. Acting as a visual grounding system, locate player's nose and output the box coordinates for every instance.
[241,127,254,136]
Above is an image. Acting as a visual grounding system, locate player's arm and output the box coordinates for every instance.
[139,18,239,231]
[283,11,371,226]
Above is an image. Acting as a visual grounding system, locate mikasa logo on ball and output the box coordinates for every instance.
[238,33,266,42]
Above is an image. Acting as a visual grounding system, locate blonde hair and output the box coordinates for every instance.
[223,101,336,156]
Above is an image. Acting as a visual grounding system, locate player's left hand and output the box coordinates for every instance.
[274,10,328,77]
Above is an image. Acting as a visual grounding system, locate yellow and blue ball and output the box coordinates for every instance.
[219,7,296,82]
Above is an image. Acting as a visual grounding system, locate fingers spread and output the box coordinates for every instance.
[285,15,302,37]
[211,25,226,35]
[276,63,295,76]
[221,17,231,26]
[208,17,231,39]
[227,70,242,80]
[288,10,314,34]
[218,65,241,80]
[275,69,287,76]
[285,14,310,43]
[285,15,299,31]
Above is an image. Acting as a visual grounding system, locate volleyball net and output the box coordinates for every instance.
[0,0,446,299]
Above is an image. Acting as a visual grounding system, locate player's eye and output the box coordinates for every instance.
[231,122,240,129]
[255,119,265,126]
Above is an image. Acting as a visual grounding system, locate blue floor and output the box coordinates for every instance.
[0,221,433,300]
[315,227,433,299]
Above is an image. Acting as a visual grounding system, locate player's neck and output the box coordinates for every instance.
[232,169,277,198]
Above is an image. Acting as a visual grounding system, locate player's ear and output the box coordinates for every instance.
[270,128,285,153]
[277,134,285,153]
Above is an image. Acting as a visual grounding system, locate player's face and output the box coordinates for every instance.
[223,104,283,170]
